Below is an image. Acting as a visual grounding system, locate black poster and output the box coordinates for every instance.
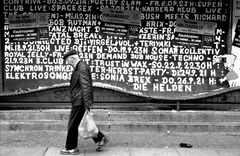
[2,0,231,99]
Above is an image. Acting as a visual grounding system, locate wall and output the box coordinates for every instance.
[231,0,240,86]
[1,0,240,105]
[0,86,239,110]
[0,26,3,92]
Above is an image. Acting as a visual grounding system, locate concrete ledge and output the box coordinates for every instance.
[1,120,240,133]
[1,110,240,122]
[1,110,240,133]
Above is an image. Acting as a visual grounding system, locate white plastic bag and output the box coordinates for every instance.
[78,110,99,139]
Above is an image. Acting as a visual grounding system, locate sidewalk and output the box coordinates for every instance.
[1,131,240,156]
[1,146,240,156]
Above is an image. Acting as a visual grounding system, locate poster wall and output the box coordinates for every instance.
[230,0,240,88]
[1,0,235,99]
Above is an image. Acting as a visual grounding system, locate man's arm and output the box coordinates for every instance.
[78,62,93,109]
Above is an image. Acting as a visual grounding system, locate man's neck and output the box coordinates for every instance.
[73,59,80,69]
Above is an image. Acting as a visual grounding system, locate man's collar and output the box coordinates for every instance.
[73,61,81,70]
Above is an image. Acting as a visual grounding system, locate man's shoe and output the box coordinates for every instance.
[60,148,80,155]
[96,136,109,152]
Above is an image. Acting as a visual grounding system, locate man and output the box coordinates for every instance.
[60,50,109,155]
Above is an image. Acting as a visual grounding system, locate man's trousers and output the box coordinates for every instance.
[65,105,105,150]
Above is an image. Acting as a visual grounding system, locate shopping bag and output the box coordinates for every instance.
[78,110,99,139]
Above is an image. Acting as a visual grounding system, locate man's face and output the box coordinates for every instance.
[65,55,78,66]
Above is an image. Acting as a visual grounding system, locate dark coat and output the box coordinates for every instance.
[69,61,93,108]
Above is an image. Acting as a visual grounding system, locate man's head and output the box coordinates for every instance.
[63,50,80,67]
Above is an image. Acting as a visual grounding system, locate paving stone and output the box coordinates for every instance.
[85,147,130,156]
[44,147,84,156]
[130,147,179,156]
[214,149,240,156]
[176,148,219,156]
[0,146,46,156]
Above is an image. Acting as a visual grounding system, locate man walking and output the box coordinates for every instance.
[60,50,109,155]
